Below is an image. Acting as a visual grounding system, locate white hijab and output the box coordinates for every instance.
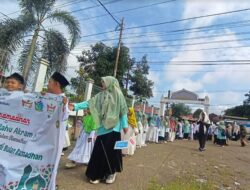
[199,111,210,124]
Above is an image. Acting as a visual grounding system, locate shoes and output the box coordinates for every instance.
[199,148,206,151]
[106,173,116,184]
[65,162,76,168]
[61,152,64,156]
[90,179,100,184]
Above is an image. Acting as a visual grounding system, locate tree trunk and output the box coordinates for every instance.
[22,27,40,85]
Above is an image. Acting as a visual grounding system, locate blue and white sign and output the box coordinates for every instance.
[114,140,129,149]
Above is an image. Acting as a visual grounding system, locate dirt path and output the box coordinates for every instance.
[57,140,250,190]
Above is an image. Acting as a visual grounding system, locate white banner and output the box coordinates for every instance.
[0,89,66,190]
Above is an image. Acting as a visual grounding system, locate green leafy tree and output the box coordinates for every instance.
[129,55,154,98]
[77,43,154,99]
[224,91,250,118]
[244,91,250,105]
[77,42,130,87]
[224,105,250,118]
[171,103,192,118]
[0,0,81,84]
[70,67,89,102]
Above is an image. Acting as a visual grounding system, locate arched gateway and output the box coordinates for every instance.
[159,89,210,116]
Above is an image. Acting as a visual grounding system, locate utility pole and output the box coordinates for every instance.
[114,17,124,77]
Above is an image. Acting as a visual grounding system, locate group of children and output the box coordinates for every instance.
[4,73,247,188]
[1,71,71,190]
[65,109,97,168]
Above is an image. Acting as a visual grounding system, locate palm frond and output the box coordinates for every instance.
[41,29,70,78]
[0,49,11,73]
[18,39,40,86]
[19,0,56,18]
[0,13,36,53]
[47,10,81,49]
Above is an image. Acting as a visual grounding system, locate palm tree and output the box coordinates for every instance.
[0,0,81,85]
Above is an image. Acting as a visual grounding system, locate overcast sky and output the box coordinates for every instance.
[1,0,250,114]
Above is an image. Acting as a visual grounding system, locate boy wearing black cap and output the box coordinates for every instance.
[47,72,70,94]
[47,72,70,189]
[47,72,71,149]
[5,73,25,91]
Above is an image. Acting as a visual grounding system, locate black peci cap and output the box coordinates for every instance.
[7,73,25,85]
[51,72,70,88]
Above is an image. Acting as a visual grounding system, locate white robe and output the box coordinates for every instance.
[146,125,154,142]
[147,123,159,143]
[68,128,95,164]
[159,125,165,138]
[64,129,71,148]
[190,124,194,140]
[136,121,144,147]
[50,99,69,190]
[121,125,137,155]
[178,122,183,138]
[142,123,148,145]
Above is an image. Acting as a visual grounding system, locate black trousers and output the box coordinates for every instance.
[198,133,206,149]
[213,135,217,144]
[86,131,122,181]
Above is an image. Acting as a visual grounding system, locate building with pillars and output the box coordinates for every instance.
[159,89,210,116]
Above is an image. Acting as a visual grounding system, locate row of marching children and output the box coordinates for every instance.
[121,108,174,156]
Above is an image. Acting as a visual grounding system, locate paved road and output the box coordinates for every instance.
[57,140,250,190]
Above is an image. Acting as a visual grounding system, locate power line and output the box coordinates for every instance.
[123,31,250,45]
[71,0,177,23]
[148,63,250,66]
[149,70,250,72]
[150,60,250,63]
[70,0,122,14]
[0,11,14,20]
[79,19,250,42]
[132,45,250,54]
[45,4,249,41]
[122,20,250,37]
[56,0,86,9]
[79,22,250,43]
[0,10,19,19]
[0,0,86,19]
[127,35,250,50]
[79,8,250,38]
[155,89,249,93]
[127,37,250,49]
[148,60,250,65]
[124,7,250,30]
[74,36,250,51]
[96,0,120,25]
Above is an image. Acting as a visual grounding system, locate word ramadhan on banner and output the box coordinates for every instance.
[0,89,66,190]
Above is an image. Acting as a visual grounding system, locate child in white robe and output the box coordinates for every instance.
[66,109,96,168]
[136,111,144,147]
[147,115,157,143]
[141,114,148,146]
[152,115,159,143]
[158,116,166,143]
[122,107,138,156]
[146,116,153,142]
[168,117,176,142]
